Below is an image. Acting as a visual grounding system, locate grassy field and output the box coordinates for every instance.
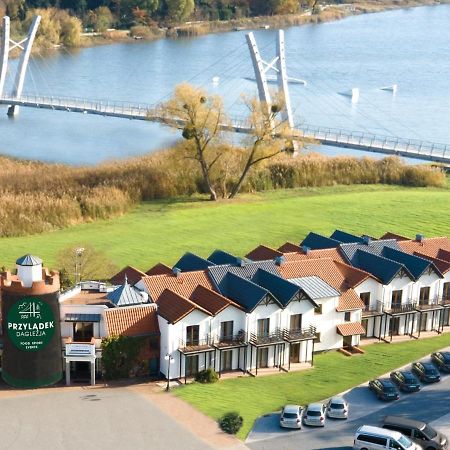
[174,334,450,439]
[0,184,449,272]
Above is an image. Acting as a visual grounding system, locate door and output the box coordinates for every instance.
[185,355,199,377]
[290,343,300,363]
[220,321,233,340]
[420,312,428,331]
[389,317,400,336]
[290,314,302,331]
[186,325,199,346]
[444,309,450,326]
[221,350,233,371]
[361,318,369,337]
[257,347,269,368]
[343,336,352,348]
[257,318,270,337]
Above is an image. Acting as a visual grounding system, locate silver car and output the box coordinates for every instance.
[280,404,303,429]
[326,396,349,419]
[303,403,326,427]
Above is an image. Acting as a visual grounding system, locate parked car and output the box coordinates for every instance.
[411,362,441,383]
[303,403,326,427]
[279,404,303,429]
[390,370,421,392]
[354,425,423,450]
[368,378,400,401]
[431,352,450,372]
[382,415,448,450]
[326,396,349,419]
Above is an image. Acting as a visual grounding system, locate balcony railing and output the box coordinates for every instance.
[179,335,214,353]
[361,301,383,316]
[383,299,417,314]
[214,331,247,348]
[440,296,450,307]
[283,325,317,342]
[415,296,442,310]
[249,328,284,346]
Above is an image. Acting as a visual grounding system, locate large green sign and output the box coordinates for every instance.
[6,298,55,352]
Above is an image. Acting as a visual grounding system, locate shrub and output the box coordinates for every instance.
[219,412,243,434]
[195,368,219,384]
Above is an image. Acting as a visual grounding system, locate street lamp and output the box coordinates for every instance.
[74,247,85,285]
[164,353,175,391]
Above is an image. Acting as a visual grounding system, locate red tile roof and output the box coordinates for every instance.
[189,285,243,315]
[413,252,450,274]
[278,242,300,252]
[337,322,366,336]
[379,232,411,241]
[104,305,159,337]
[283,248,347,264]
[245,245,283,261]
[110,266,146,286]
[337,289,365,311]
[157,289,211,324]
[398,237,450,259]
[277,258,373,291]
[145,263,173,276]
[142,270,215,302]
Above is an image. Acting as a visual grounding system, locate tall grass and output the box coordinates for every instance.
[0,149,445,237]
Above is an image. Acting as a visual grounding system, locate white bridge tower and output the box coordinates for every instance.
[0,15,41,117]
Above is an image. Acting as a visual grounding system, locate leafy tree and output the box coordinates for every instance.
[59,268,73,291]
[101,335,143,379]
[60,14,82,46]
[86,5,114,31]
[159,83,228,201]
[165,0,194,22]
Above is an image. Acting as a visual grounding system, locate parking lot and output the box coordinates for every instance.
[247,357,450,450]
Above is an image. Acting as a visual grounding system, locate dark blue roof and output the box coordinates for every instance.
[301,232,340,250]
[382,247,440,280]
[252,268,300,307]
[353,249,407,285]
[330,230,365,244]
[219,272,276,312]
[173,252,215,272]
[208,249,240,265]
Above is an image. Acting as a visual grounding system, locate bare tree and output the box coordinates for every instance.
[158,83,228,201]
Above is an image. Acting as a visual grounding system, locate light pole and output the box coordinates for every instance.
[164,353,174,391]
[74,247,84,285]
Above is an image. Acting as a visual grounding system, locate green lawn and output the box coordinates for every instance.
[0,184,449,272]
[174,334,450,439]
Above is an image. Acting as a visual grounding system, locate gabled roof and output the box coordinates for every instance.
[189,284,242,315]
[110,266,146,286]
[142,270,215,302]
[353,249,413,285]
[339,239,400,263]
[245,245,283,261]
[413,252,450,274]
[173,252,215,272]
[288,276,340,299]
[145,263,172,276]
[398,237,450,260]
[382,246,441,280]
[16,254,42,266]
[106,279,147,307]
[252,268,304,307]
[208,249,240,265]
[438,249,450,263]
[157,289,211,324]
[337,322,365,336]
[104,305,159,337]
[219,272,278,312]
[337,289,365,311]
[379,232,411,241]
[283,248,347,264]
[330,230,364,244]
[301,232,341,250]
[278,242,300,252]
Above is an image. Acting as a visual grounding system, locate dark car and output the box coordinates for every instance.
[390,370,421,392]
[411,361,441,382]
[431,352,450,372]
[368,378,400,401]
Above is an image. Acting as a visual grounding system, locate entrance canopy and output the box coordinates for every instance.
[337,322,365,337]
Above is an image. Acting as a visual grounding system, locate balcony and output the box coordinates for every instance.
[414,297,442,311]
[178,335,214,354]
[283,325,317,342]
[439,296,450,307]
[361,301,383,317]
[214,331,247,348]
[383,299,417,315]
[249,328,284,346]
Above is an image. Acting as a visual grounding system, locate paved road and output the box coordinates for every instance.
[247,359,450,450]
[0,386,214,450]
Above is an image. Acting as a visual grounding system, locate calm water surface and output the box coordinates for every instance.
[0,5,449,164]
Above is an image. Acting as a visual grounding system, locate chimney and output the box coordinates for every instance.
[172,267,182,277]
[274,255,286,266]
[362,236,371,245]
[301,245,311,255]
[236,258,245,267]
[416,234,425,243]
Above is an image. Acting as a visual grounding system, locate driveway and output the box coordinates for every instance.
[0,384,246,450]
[247,357,450,450]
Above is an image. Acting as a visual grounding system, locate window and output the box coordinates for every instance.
[314,304,323,315]
[360,292,371,308]
[419,287,430,305]
[391,290,403,308]
[357,434,387,446]
[313,332,321,343]
[186,325,199,346]
[344,312,351,322]
[73,322,94,341]
[389,439,403,450]
[443,282,450,300]
[257,318,270,337]
[220,321,233,340]
[289,314,302,331]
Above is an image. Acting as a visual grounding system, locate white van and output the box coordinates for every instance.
[354,425,423,450]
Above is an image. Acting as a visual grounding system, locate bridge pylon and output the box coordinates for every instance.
[0,15,41,117]
[245,30,297,151]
